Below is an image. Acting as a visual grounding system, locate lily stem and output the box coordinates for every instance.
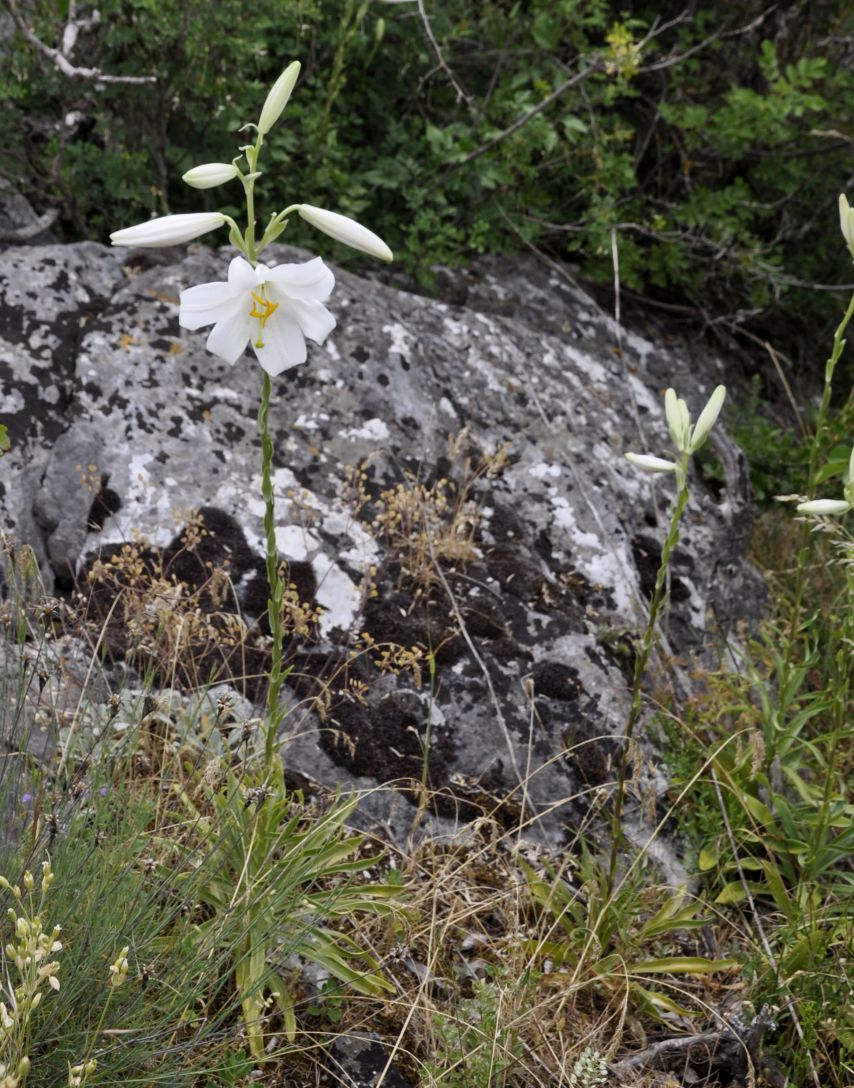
[258,370,285,773]
[606,466,690,895]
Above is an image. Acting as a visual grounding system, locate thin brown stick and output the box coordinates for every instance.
[2,0,156,83]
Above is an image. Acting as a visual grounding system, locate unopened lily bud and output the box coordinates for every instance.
[796,498,851,516]
[625,453,677,473]
[16,1059,29,1078]
[110,212,227,248]
[689,385,726,452]
[258,61,300,135]
[182,162,239,189]
[22,872,33,892]
[298,204,393,261]
[840,194,854,256]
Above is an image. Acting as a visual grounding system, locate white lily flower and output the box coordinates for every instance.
[110,212,226,248]
[179,254,336,376]
[625,453,678,473]
[689,384,727,452]
[298,204,393,261]
[182,163,239,189]
[258,61,301,136]
[796,498,851,516]
[840,194,854,255]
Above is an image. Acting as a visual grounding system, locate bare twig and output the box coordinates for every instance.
[0,208,58,242]
[416,0,474,113]
[448,60,602,170]
[2,0,156,83]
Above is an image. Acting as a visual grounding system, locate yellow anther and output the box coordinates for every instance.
[249,291,279,325]
[250,290,279,349]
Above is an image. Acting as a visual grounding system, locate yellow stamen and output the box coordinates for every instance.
[249,290,279,349]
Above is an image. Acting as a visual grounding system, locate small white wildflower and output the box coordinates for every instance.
[568,1046,608,1088]
[108,945,131,988]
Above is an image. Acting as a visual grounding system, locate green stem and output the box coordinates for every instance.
[786,287,854,662]
[258,372,285,772]
[607,465,691,893]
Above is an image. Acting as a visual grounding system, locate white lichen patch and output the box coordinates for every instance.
[311,554,362,637]
[275,525,321,563]
[529,462,562,480]
[343,418,390,443]
[382,322,413,358]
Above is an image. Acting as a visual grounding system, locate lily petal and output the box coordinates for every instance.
[179,281,239,330]
[267,257,335,300]
[285,298,337,344]
[253,316,306,375]
[207,310,252,365]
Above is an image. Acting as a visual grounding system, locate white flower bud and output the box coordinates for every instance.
[298,204,393,261]
[182,163,239,189]
[689,384,726,452]
[258,61,301,136]
[840,194,854,254]
[625,453,678,473]
[110,212,226,248]
[796,498,851,516]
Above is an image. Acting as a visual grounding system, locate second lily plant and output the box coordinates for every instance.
[110,63,399,1060]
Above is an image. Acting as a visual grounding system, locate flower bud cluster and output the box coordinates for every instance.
[625,385,726,481]
[108,946,131,988]
[68,1059,97,1087]
[111,59,393,272]
[0,862,62,1087]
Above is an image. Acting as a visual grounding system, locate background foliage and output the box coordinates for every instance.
[1,0,853,384]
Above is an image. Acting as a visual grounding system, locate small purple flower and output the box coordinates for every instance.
[22,793,33,805]
[100,786,108,797]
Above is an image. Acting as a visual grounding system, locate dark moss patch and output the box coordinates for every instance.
[562,715,627,787]
[85,476,122,532]
[530,661,581,702]
[321,689,458,808]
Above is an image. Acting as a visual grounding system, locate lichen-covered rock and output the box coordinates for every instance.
[0,240,765,849]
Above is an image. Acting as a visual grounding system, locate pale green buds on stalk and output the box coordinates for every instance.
[182,163,239,189]
[298,204,393,261]
[258,61,301,135]
[108,946,130,987]
[110,212,227,248]
[839,194,854,259]
[626,385,726,476]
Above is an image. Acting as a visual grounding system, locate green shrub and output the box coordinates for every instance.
[3,1,853,372]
